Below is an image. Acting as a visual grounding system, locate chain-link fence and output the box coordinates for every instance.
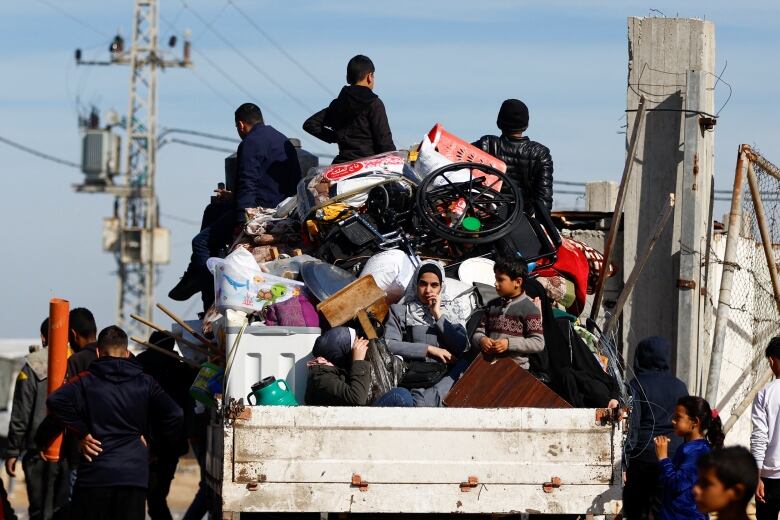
[707,147,780,439]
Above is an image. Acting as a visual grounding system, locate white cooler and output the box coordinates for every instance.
[222,315,320,404]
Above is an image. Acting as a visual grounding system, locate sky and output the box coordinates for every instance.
[0,0,778,338]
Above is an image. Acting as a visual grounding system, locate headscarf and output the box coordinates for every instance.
[401,261,467,328]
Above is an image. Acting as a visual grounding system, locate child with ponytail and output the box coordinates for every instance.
[654,395,724,520]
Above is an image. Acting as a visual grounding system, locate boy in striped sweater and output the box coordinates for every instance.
[472,257,544,369]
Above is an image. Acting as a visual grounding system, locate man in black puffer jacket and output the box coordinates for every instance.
[303,55,395,164]
[473,99,554,214]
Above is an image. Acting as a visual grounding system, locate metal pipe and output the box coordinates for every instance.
[590,96,646,322]
[746,147,780,183]
[603,193,675,336]
[130,336,201,368]
[746,162,780,313]
[705,146,750,403]
[43,298,70,462]
[724,368,774,433]
[129,313,211,355]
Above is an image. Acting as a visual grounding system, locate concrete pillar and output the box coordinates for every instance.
[623,17,715,391]
[586,181,619,212]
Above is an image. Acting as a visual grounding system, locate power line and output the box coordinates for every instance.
[178,0,316,115]
[163,138,236,154]
[227,0,335,98]
[187,66,235,109]
[191,46,302,135]
[161,212,201,226]
[34,0,111,38]
[0,135,80,169]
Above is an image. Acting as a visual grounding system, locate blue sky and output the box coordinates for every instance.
[1,0,778,337]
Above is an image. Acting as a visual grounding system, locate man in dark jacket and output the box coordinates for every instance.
[473,99,554,214]
[169,102,302,309]
[303,55,395,164]
[65,307,98,378]
[623,336,689,520]
[136,331,196,520]
[46,326,183,520]
[5,318,69,520]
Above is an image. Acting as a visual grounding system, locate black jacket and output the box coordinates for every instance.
[303,85,395,164]
[305,360,371,406]
[473,134,554,213]
[235,123,302,217]
[627,337,689,464]
[66,342,97,379]
[136,349,197,458]
[46,356,183,489]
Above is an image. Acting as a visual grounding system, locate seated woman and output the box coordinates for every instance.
[384,261,470,407]
[305,327,412,407]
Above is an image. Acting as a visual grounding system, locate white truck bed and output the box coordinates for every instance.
[211,405,624,517]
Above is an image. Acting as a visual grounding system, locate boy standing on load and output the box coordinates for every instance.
[472,257,544,369]
[303,55,395,164]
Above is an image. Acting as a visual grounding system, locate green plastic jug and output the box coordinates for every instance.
[246,376,299,406]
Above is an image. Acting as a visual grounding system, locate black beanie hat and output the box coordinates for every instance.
[417,264,442,283]
[497,99,529,132]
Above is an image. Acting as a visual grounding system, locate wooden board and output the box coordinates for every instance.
[444,354,571,408]
[316,275,387,327]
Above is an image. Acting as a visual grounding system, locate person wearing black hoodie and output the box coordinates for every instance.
[46,326,183,520]
[303,54,395,163]
[624,336,689,520]
[136,332,196,520]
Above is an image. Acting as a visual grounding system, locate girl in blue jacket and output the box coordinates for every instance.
[654,396,725,520]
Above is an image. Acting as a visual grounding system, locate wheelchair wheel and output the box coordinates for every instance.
[415,162,523,244]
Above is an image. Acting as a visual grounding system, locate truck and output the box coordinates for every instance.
[186,313,626,519]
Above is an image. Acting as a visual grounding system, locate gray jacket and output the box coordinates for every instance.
[384,303,468,361]
[6,348,49,458]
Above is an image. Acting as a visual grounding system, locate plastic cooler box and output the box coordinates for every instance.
[222,315,319,405]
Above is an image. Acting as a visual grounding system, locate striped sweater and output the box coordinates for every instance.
[472,293,545,369]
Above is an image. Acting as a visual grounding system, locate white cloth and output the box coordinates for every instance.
[751,378,780,478]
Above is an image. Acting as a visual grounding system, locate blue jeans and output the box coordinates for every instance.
[373,388,414,407]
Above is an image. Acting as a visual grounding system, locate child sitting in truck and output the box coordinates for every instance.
[305,327,412,407]
[472,257,544,369]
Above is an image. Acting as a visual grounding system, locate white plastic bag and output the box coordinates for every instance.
[359,250,416,304]
[207,248,304,313]
[413,135,470,182]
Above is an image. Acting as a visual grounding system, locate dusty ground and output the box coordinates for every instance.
[2,453,203,520]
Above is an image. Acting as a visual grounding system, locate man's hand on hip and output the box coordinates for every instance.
[79,433,103,462]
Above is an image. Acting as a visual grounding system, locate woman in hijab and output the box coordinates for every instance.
[384,262,469,361]
[383,261,470,406]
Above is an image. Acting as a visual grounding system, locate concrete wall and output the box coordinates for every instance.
[623,17,716,390]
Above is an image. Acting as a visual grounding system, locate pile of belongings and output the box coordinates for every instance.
[199,122,621,409]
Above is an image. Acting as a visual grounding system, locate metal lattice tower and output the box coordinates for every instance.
[75,0,191,337]
[118,0,160,336]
